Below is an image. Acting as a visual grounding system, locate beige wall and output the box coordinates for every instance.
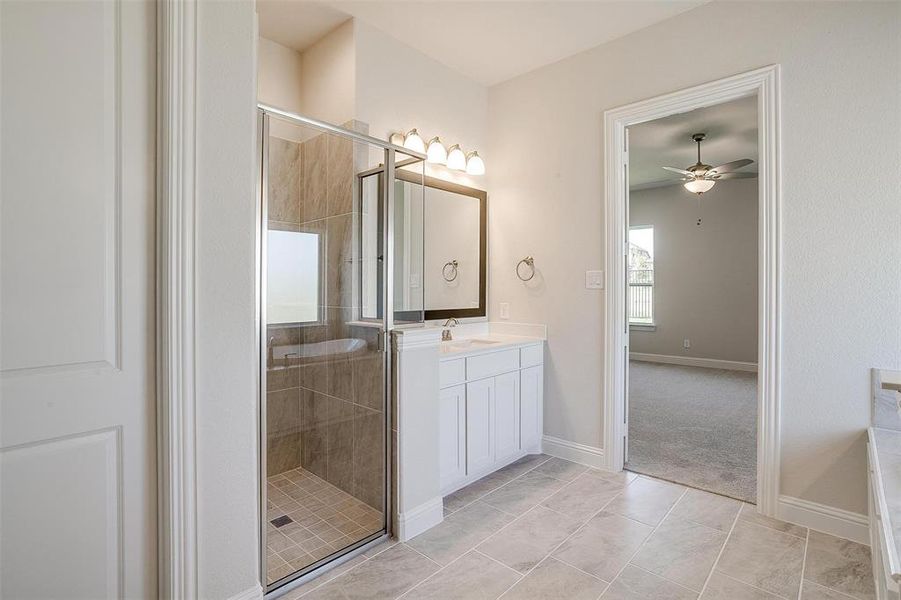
[258,36,303,112]
[487,1,901,514]
[197,0,260,597]
[300,20,356,127]
[629,179,758,363]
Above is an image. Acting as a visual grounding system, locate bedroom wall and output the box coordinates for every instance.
[487,1,901,514]
[629,179,758,363]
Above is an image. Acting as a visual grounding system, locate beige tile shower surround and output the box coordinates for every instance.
[278,456,875,600]
[265,121,388,584]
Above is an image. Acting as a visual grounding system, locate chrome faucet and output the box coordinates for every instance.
[441,318,459,341]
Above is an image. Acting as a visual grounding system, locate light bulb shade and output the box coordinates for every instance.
[684,178,715,194]
[426,137,447,164]
[465,151,485,175]
[403,128,425,153]
[446,144,466,170]
[389,132,405,146]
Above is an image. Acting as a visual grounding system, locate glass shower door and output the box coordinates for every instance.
[260,111,399,592]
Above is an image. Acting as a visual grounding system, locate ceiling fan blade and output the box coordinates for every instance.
[709,171,758,180]
[662,166,693,176]
[708,158,754,175]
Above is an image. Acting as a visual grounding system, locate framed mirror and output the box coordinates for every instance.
[396,171,487,320]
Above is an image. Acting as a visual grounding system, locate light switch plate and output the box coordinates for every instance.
[499,302,510,319]
[585,270,604,289]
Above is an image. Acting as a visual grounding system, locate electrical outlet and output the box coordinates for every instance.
[585,270,604,289]
[500,302,510,319]
[683,338,691,349]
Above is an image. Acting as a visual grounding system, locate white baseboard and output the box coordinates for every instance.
[397,497,444,541]
[542,435,605,469]
[630,352,758,373]
[227,583,263,600]
[777,495,869,545]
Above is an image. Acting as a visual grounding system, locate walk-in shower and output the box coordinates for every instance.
[257,105,425,593]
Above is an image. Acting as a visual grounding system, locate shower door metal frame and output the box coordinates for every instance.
[256,104,425,596]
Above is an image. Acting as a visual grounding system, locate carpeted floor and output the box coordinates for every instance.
[626,360,758,502]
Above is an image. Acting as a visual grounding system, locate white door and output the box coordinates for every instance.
[494,371,520,462]
[1,2,156,598]
[520,366,542,452]
[466,378,495,475]
[439,384,466,491]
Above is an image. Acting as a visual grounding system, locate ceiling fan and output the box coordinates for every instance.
[662,133,756,195]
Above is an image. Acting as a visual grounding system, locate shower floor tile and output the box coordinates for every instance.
[266,467,383,585]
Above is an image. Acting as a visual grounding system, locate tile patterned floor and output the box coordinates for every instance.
[267,467,383,584]
[279,455,875,600]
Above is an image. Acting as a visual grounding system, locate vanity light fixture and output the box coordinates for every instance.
[389,132,405,146]
[465,151,485,176]
[403,128,425,153]
[426,137,448,164]
[446,144,467,171]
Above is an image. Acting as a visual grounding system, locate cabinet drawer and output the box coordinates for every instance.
[440,358,466,388]
[520,345,543,368]
[467,349,519,380]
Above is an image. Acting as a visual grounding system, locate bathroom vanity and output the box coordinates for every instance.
[437,333,544,494]
[393,322,545,540]
[867,369,901,600]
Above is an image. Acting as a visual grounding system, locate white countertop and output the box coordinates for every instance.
[869,426,901,582]
[439,333,544,358]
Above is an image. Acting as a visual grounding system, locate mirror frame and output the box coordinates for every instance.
[395,169,487,320]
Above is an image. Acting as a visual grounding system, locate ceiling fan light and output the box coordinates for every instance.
[684,179,716,194]
[426,137,447,164]
[403,128,425,153]
[446,144,466,171]
[465,151,485,175]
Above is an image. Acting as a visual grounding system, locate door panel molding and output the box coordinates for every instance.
[157,0,199,597]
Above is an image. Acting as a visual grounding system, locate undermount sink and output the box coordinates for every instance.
[442,338,502,351]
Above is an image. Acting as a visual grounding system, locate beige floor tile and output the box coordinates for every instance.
[803,531,875,600]
[302,544,439,600]
[501,557,607,600]
[531,457,589,482]
[587,469,639,486]
[670,488,742,532]
[715,519,805,598]
[480,471,567,516]
[478,505,582,573]
[444,470,515,515]
[630,515,727,591]
[700,572,782,599]
[801,580,861,599]
[601,565,697,599]
[738,503,808,538]
[407,501,515,565]
[603,477,685,526]
[541,473,626,520]
[403,551,520,600]
[553,511,653,581]
[495,453,552,479]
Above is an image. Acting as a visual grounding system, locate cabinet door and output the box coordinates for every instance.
[495,371,520,462]
[439,384,466,490]
[520,365,543,452]
[466,378,495,475]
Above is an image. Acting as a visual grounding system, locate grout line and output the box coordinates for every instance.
[401,542,445,569]
[715,571,795,600]
[696,502,743,598]
[627,563,699,594]
[443,454,552,517]
[604,486,689,590]
[472,548,529,577]
[797,528,810,600]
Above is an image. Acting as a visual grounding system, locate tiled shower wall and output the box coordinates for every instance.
[266,122,386,512]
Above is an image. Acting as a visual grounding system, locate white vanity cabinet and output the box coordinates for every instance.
[439,342,544,495]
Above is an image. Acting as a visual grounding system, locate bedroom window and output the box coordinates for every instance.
[628,226,654,326]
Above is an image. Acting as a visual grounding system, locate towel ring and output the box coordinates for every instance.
[442,260,459,282]
[516,256,535,282]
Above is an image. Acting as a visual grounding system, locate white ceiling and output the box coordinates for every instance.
[628,95,759,189]
[257,1,351,53]
[256,1,707,86]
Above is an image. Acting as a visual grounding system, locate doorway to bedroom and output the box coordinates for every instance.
[624,95,760,503]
